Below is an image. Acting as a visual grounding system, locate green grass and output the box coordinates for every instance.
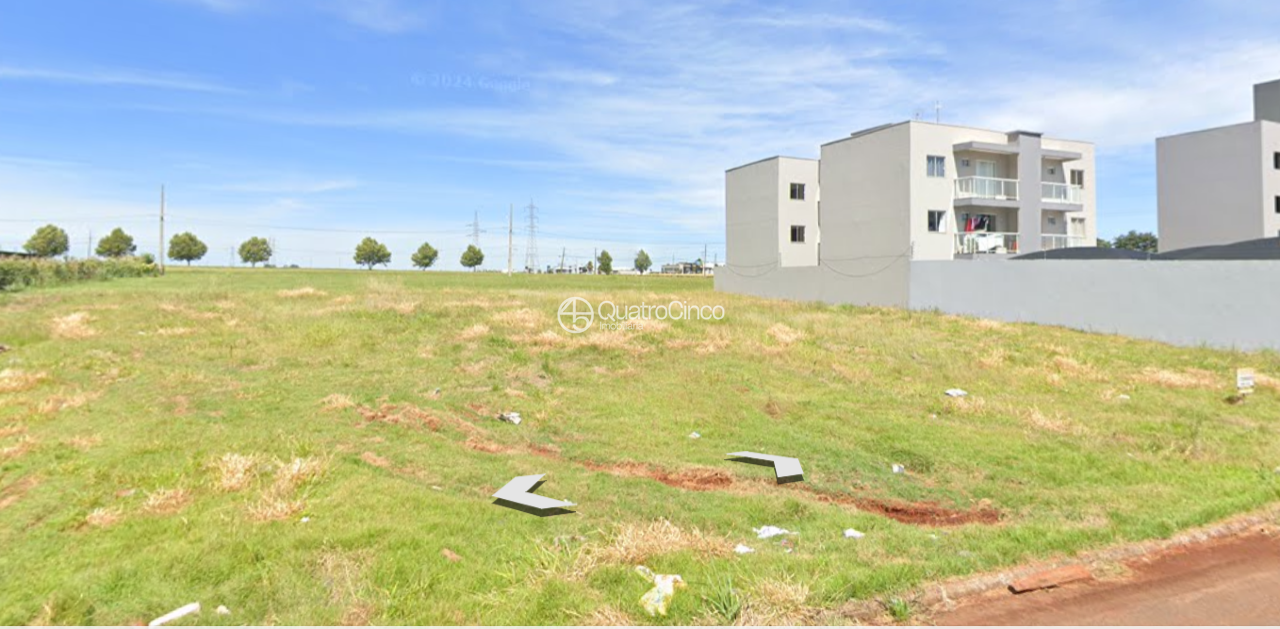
[2,267,1279,625]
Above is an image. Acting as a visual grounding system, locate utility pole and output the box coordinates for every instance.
[559,247,566,273]
[524,199,538,273]
[158,185,166,275]
[934,100,942,124]
[86,229,92,258]
[592,248,597,275]
[703,243,708,274]
[506,203,513,276]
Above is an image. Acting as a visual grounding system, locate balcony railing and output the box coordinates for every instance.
[955,176,1018,201]
[1041,234,1090,250]
[1041,182,1084,204]
[955,232,1019,255]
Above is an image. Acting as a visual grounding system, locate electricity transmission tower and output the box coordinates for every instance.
[467,210,486,248]
[523,200,538,273]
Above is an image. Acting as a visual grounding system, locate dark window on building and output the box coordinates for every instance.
[927,155,946,178]
[927,210,947,233]
[789,183,805,200]
[1071,169,1085,187]
[1275,196,1280,214]
[789,225,806,243]
[1274,152,1280,169]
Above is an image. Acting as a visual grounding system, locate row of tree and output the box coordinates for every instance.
[19,224,659,273]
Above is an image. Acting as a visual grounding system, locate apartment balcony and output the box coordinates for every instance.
[954,176,1019,208]
[955,232,1019,255]
[1041,234,1090,250]
[1041,182,1084,207]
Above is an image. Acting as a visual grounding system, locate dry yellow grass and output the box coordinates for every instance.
[766,323,804,345]
[576,331,645,353]
[1052,355,1100,379]
[0,436,36,459]
[737,578,812,626]
[273,456,325,492]
[320,393,356,411]
[85,507,123,528]
[0,423,26,438]
[142,488,192,515]
[457,323,491,341]
[490,308,547,329]
[573,519,728,576]
[944,395,987,416]
[277,286,328,298]
[50,312,96,339]
[36,390,100,415]
[0,369,46,393]
[155,327,195,337]
[1018,406,1082,435]
[213,453,259,492]
[977,347,1009,369]
[573,607,634,626]
[511,330,567,349]
[65,435,102,451]
[247,495,305,521]
[1134,367,1222,389]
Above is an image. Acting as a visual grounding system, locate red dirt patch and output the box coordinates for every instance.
[465,437,561,458]
[0,476,38,510]
[585,461,736,491]
[356,403,442,431]
[813,493,1001,526]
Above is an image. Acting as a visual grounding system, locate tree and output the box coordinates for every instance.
[634,249,652,274]
[585,260,594,274]
[597,250,613,275]
[1095,237,1113,249]
[24,224,69,258]
[238,237,273,267]
[411,242,439,270]
[168,232,208,265]
[460,244,484,271]
[353,237,392,270]
[1112,230,1158,253]
[95,227,136,258]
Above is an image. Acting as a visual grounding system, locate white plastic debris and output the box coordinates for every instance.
[215,606,231,616]
[753,525,792,539]
[843,528,865,539]
[734,543,755,554]
[498,412,522,425]
[635,565,685,617]
[688,432,701,439]
[300,516,311,523]
[1117,394,1131,400]
[945,389,968,397]
[892,464,906,474]
[149,602,200,627]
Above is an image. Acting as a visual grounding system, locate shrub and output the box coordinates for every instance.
[0,256,158,291]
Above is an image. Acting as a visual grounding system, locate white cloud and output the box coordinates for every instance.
[0,65,237,93]
[325,0,431,33]
[215,178,361,194]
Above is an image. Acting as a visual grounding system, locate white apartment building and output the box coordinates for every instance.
[1157,79,1280,252]
[725,120,1097,271]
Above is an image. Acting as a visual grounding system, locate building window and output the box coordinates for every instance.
[1048,166,1057,175]
[789,225,806,243]
[789,183,805,200]
[927,155,946,178]
[1275,196,1280,214]
[1071,169,1085,187]
[960,158,971,168]
[927,210,947,233]
[1274,152,1280,169]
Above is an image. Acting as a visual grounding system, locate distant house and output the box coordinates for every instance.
[0,250,35,259]
[661,261,702,275]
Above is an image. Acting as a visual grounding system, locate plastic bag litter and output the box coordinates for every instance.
[497,412,522,425]
[945,389,968,397]
[891,464,905,474]
[689,431,701,439]
[734,543,754,554]
[843,528,865,539]
[215,606,231,616]
[634,565,685,616]
[753,525,792,539]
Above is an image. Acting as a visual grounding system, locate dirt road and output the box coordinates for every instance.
[936,533,1280,625]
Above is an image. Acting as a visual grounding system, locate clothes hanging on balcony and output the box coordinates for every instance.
[963,215,992,232]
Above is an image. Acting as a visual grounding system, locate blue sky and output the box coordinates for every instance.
[1,0,1278,269]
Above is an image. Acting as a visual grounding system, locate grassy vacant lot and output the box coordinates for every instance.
[2,268,1279,625]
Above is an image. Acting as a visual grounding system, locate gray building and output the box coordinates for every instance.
[1157,79,1280,252]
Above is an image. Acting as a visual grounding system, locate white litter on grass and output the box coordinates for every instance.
[215,606,231,616]
[1117,394,1131,400]
[498,412,522,425]
[753,525,792,539]
[734,544,755,554]
[689,432,701,439]
[149,602,200,626]
[300,516,311,523]
[843,528,865,539]
[945,389,968,397]
[892,464,905,474]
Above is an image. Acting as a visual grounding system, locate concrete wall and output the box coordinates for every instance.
[909,260,1280,351]
[725,158,781,268]
[820,123,913,264]
[715,256,911,308]
[776,158,819,267]
[1264,122,1280,239]
[1157,122,1264,252]
[1255,78,1280,123]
